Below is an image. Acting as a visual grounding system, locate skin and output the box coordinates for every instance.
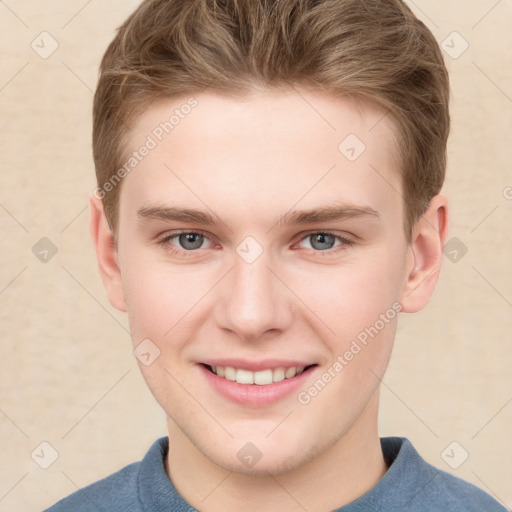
[90,87,448,512]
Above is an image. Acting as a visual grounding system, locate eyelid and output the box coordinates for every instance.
[159,228,211,239]
[295,229,354,241]
[158,229,216,250]
[296,227,358,242]
[293,230,354,250]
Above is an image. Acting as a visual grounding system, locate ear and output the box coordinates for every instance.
[400,194,449,313]
[89,195,127,312]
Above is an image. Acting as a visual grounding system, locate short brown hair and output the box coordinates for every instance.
[93,0,450,239]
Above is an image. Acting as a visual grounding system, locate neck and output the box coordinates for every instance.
[166,392,387,512]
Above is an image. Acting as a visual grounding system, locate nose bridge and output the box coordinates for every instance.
[217,245,292,340]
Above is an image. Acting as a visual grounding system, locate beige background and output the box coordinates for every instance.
[0,1,511,511]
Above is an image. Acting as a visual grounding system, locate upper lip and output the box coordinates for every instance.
[200,359,316,372]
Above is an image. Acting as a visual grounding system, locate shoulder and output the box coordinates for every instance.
[43,438,169,512]
[430,470,507,511]
[416,461,506,511]
[378,437,507,512]
[43,462,140,511]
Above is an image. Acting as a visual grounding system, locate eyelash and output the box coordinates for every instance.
[157,230,354,258]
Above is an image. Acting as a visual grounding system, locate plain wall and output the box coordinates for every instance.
[0,1,511,510]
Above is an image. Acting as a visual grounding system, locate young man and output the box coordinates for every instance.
[45,0,506,510]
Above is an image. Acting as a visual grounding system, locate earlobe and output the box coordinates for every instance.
[400,194,449,313]
[89,195,127,312]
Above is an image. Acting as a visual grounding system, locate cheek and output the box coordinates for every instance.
[119,250,214,344]
[287,246,405,399]
[291,247,406,335]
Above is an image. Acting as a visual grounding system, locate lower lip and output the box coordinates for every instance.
[199,364,316,407]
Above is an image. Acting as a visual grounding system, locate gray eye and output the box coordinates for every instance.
[178,233,204,250]
[309,233,336,250]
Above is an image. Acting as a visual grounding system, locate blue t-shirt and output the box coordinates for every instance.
[44,436,506,511]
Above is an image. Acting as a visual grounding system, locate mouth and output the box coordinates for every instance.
[203,364,317,385]
[199,361,318,406]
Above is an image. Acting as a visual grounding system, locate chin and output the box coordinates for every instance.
[214,448,308,477]
[197,431,323,477]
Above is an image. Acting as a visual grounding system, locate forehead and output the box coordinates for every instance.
[120,88,402,229]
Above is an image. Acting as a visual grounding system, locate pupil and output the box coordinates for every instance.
[180,233,203,250]
[311,233,334,250]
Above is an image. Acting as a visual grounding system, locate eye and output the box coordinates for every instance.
[297,232,353,252]
[159,231,213,254]
[302,233,337,251]
[174,232,206,250]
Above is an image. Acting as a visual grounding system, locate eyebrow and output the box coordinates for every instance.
[136,202,380,229]
[137,205,221,225]
[276,203,380,227]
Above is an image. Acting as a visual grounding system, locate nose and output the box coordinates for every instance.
[214,250,294,342]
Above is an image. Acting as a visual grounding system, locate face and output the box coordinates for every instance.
[102,88,429,475]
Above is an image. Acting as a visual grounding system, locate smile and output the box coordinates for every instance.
[207,365,310,385]
[199,360,318,406]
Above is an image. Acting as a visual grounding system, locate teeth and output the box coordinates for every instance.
[209,365,308,385]
[224,366,236,381]
[285,367,297,379]
[254,369,273,385]
[272,367,285,382]
[236,369,254,384]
